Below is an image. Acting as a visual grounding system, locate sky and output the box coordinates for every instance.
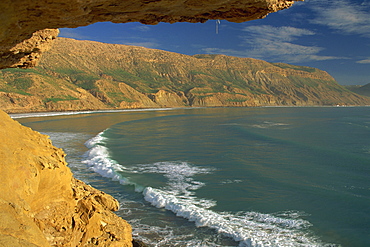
[59,0,370,85]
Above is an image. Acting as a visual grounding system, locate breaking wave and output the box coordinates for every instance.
[82,130,335,247]
[81,131,140,190]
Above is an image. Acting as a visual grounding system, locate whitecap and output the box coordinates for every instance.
[81,132,333,247]
[127,161,217,208]
[221,179,243,184]
[144,187,331,247]
[81,131,141,190]
[252,121,290,129]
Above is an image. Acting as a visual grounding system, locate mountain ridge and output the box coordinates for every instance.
[345,84,370,97]
[1,37,369,113]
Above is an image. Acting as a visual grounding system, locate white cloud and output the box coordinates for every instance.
[201,25,342,63]
[131,25,151,32]
[356,58,370,64]
[59,29,91,40]
[242,25,315,42]
[309,0,370,37]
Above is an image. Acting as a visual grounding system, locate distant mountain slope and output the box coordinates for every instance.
[1,38,369,113]
[345,84,370,97]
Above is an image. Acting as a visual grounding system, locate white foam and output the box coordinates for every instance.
[10,110,95,119]
[252,121,290,129]
[144,187,328,247]
[41,131,93,177]
[221,179,243,184]
[127,161,217,208]
[42,131,91,149]
[130,220,233,247]
[10,107,180,119]
[130,162,214,195]
[133,161,329,246]
[81,131,137,189]
[81,133,332,247]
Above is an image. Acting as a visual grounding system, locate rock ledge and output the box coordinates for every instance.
[0,110,132,246]
[0,0,300,69]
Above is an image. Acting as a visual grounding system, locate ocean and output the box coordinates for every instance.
[14,107,370,247]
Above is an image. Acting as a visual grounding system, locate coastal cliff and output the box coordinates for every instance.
[0,109,132,246]
[0,0,305,245]
[0,0,309,246]
[1,37,369,113]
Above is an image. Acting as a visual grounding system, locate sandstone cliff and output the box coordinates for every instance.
[0,109,132,246]
[0,0,298,69]
[1,37,368,113]
[0,1,305,246]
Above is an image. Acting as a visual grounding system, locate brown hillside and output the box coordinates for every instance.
[1,37,369,113]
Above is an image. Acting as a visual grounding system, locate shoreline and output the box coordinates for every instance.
[9,107,186,119]
[34,107,350,246]
[10,107,369,246]
[9,104,370,119]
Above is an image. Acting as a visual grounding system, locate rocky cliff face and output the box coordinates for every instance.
[0,0,298,69]
[0,1,305,246]
[1,37,368,113]
[0,110,132,246]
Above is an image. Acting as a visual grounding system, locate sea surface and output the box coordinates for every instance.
[14,107,370,247]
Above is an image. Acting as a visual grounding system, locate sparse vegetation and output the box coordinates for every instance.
[107,92,136,103]
[9,77,34,91]
[1,38,369,113]
[226,98,247,103]
[273,63,316,73]
[43,95,79,103]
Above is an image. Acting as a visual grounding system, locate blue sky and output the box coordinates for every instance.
[59,0,370,85]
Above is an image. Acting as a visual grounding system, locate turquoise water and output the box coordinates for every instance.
[16,107,370,247]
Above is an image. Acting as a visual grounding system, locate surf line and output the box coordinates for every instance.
[81,131,332,247]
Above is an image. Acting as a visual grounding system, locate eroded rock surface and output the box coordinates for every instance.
[0,1,301,246]
[0,0,299,69]
[0,110,132,246]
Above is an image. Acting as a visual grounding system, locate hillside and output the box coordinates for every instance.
[1,37,369,113]
[345,83,370,97]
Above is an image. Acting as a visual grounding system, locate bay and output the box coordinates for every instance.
[16,107,370,247]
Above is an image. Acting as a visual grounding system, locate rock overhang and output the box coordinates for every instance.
[0,0,301,69]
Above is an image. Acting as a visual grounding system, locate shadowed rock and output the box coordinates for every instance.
[0,1,302,246]
[0,0,300,69]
